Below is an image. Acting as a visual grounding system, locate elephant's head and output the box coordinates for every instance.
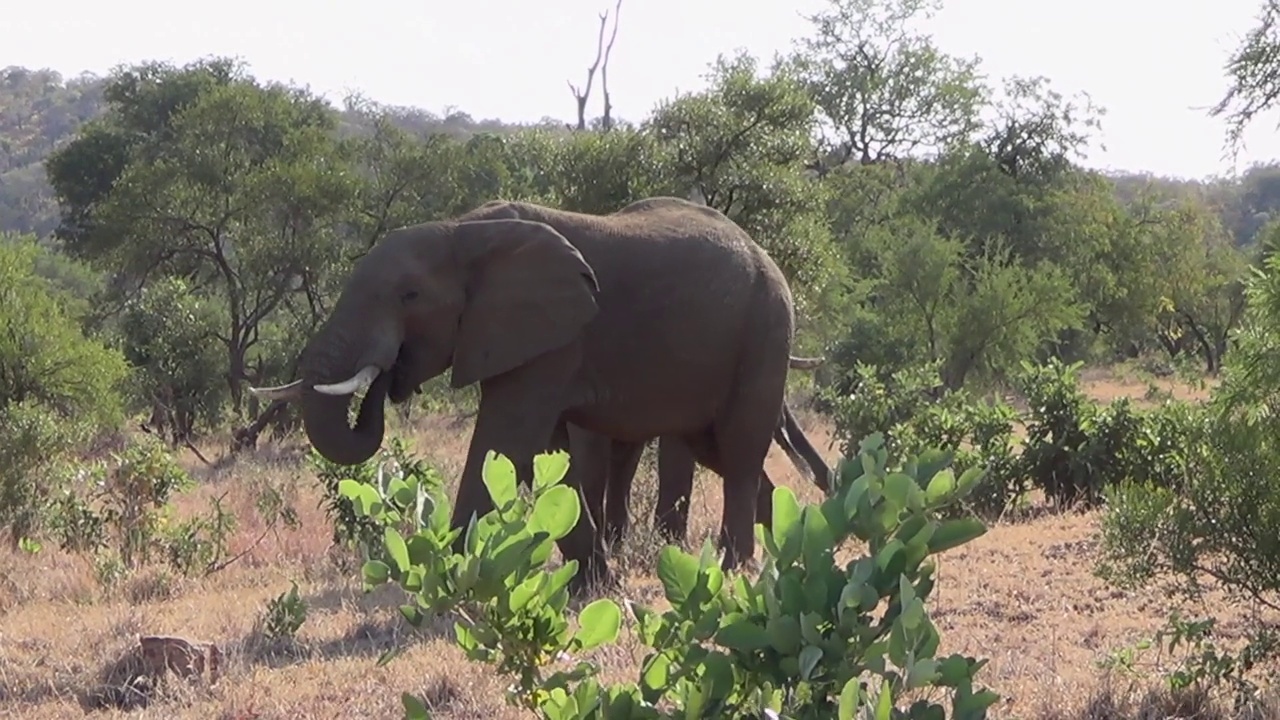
[251,216,600,466]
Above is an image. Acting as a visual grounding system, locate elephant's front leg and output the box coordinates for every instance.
[754,470,776,530]
[655,436,696,542]
[447,358,611,593]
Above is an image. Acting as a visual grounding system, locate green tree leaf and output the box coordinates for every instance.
[533,450,571,491]
[384,526,410,574]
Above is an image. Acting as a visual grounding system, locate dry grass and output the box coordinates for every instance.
[0,365,1272,719]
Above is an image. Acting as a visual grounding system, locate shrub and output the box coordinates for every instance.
[45,437,238,582]
[0,238,128,544]
[823,357,1201,519]
[821,361,1022,519]
[1015,359,1197,508]
[117,276,228,445]
[334,434,998,719]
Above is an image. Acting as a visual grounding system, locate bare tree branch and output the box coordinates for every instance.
[600,0,623,132]
[566,4,617,130]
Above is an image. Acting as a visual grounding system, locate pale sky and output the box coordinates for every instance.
[7,0,1280,180]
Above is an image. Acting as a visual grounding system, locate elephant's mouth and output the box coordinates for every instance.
[385,343,415,403]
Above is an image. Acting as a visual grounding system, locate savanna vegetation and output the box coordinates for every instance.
[8,0,1280,716]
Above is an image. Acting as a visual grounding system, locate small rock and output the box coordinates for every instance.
[138,634,223,684]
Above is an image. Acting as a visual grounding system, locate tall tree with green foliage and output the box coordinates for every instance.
[46,58,358,415]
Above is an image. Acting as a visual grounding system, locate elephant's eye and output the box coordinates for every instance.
[401,290,420,303]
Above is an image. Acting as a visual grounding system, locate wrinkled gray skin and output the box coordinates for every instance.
[251,197,823,592]
[590,378,832,549]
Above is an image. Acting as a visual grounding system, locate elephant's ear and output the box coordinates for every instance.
[449,218,600,388]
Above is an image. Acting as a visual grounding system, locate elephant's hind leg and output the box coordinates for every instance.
[602,438,645,547]
[708,353,791,571]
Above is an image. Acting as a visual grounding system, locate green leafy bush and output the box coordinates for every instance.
[334,434,997,719]
[822,361,1022,519]
[45,437,236,581]
[308,437,443,557]
[117,276,229,444]
[0,238,128,544]
[1014,359,1196,508]
[823,357,1200,518]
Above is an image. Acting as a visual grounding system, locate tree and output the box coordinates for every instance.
[646,51,841,316]
[1211,0,1280,152]
[118,276,227,445]
[45,58,358,416]
[566,0,623,131]
[790,0,987,168]
[834,217,1083,389]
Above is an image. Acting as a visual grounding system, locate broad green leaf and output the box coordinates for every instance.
[399,604,423,627]
[384,526,410,573]
[875,678,893,720]
[771,486,803,566]
[925,469,958,505]
[507,574,543,614]
[935,654,977,686]
[838,678,862,719]
[884,472,924,511]
[391,481,417,509]
[533,450,571,491]
[362,559,390,586]
[914,448,953,488]
[928,517,987,554]
[543,562,578,600]
[337,478,364,501]
[528,485,580,541]
[640,652,671,698]
[798,644,823,680]
[481,451,518,512]
[801,506,837,570]
[766,614,802,655]
[905,657,940,689]
[956,688,1001,715]
[406,535,436,567]
[575,598,622,651]
[657,546,699,606]
[402,692,431,720]
[715,619,772,652]
[699,651,736,702]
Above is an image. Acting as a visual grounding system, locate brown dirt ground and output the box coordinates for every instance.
[1,366,1272,719]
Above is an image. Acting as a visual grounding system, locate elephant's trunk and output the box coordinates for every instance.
[296,307,400,466]
[300,373,389,466]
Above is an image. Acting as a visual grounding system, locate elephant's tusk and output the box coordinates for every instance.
[248,378,306,401]
[788,355,825,370]
[314,365,381,396]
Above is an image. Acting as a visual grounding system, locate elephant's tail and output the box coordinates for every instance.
[773,403,834,494]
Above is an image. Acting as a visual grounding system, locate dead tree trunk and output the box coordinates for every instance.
[567,0,623,131]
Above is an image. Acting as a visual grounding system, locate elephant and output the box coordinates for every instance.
[250,196,826,591]
[591,363,831,550]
